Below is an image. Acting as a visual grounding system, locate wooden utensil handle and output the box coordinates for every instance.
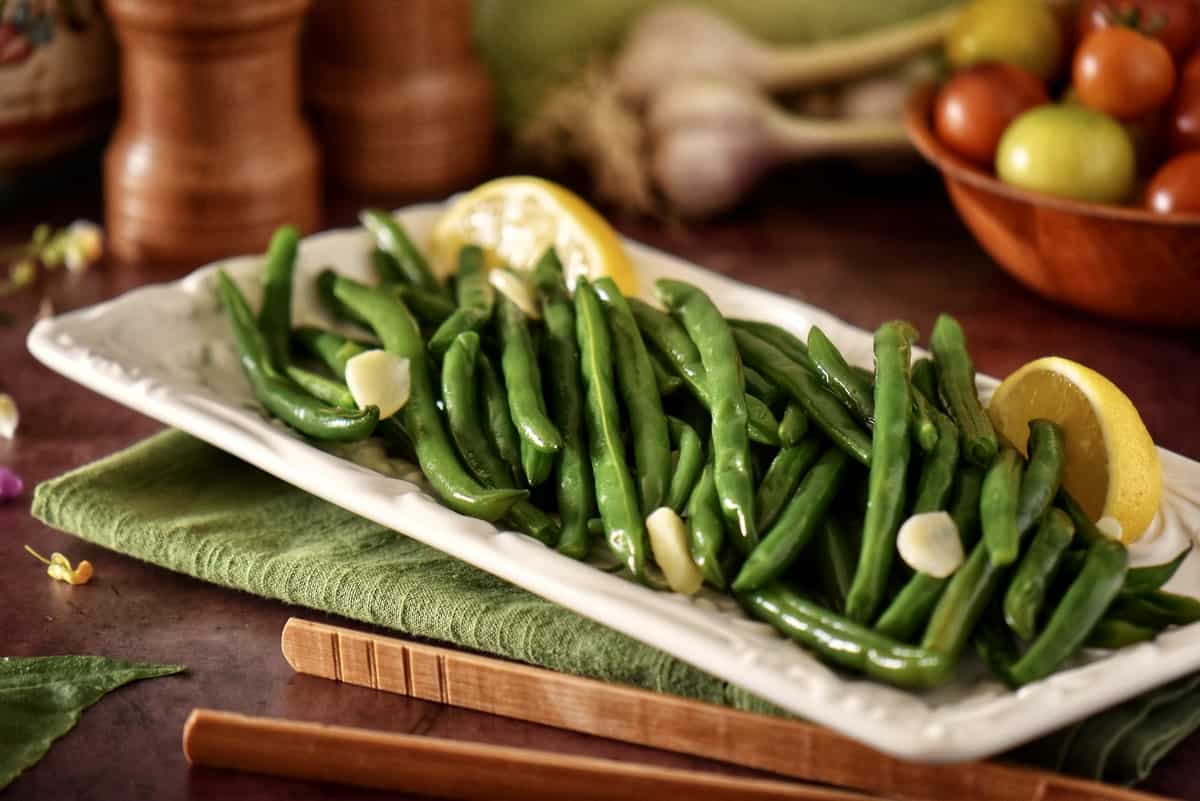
[280,618,1170,801]
[183,708,883,801]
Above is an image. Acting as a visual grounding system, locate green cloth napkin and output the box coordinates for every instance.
[31,430,1200,785]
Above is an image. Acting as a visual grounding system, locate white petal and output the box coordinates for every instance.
[646,507,703,595]
[897,511,963,579]
[345,350,410,420]
[0,393,18,439]
[490,268,541,319]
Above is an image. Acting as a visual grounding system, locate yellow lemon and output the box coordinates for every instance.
[430,176,637,295]
[987,357,1161,543]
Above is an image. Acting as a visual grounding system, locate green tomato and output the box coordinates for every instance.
[996,105,1136,204]
[946,0,1061,80]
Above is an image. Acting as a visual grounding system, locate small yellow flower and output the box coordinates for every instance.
[25,546,94,585]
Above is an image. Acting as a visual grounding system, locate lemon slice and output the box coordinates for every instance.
[987,357,1161,543]
[430,176,637,295]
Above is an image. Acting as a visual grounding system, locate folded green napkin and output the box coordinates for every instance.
[31,430,1200,785]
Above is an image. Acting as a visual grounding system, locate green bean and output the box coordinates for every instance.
[687,463,726,589]
[476,352,522,477]
[427,245,495,356]
[595,278,672,515]
[370,246,406,286]
[1007,538,1128,686]
[667,416,704,514]
[734,447,851,593]
[575,279,647,580]
[442,332,559,545]
[292,327,369,377]
[629,298,779,446]
[807,324,874,424]
[813,516,857,613]
[909,389,940,453]
[777,403,809,447]
[910,357,939,409]
[649,349,684,396]
[316,268,372,329]
[922,446,1063,659]
[754,436,824,532]
[257,224,300,370]
[930,314,997,466]
[360,209,444,295]
[284,365,356,409]
[441,332,518,491]
[973,613,1019,683]
[393,284,456,326]
[1015,420,1066,536]
[217,271,380,442]
[1057,491,1111,548]
[1003,508,1075,640]
[875,465,984,641]
[740,582,953,690]
[845,321,916,623]
[534,250,594,559]
[657,279,757,554]
[1108,591,1200,628]
[734,328,872,466]
[744,365,784,407]
[981,446,1024,567]
[728,319,814,370]
[911,405,960,514]
[497,293,562,485]
[331,274,528,521]
[1085,618,1159,649]
[1122,548,1191,595]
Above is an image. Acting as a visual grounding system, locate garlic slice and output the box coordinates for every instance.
[344,350,410,420]
[490,268,541,320]
[897,511,963,579]
[646,507,704,595]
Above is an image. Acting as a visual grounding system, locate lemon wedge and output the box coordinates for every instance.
[987,357,1161,543]
[430,176,637,295]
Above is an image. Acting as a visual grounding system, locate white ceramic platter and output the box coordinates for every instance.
[27,203,1200,762]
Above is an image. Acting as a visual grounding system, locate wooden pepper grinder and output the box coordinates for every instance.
[103,0,320,268]
[303,0,494,199]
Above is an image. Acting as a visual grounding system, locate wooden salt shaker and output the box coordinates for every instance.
[303,0,494,199]
[103,0,320,268]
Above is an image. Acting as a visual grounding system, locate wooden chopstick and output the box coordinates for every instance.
[279,617,1172,801]
[183,708,888,801]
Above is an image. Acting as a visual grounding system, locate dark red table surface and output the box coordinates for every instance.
[2,167,1198,801]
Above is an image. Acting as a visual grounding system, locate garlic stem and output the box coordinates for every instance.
[765,115,909,159]
[758,5,960,91]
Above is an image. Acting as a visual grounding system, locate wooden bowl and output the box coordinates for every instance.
[905,83,1200,327]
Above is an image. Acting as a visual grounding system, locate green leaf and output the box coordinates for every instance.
[0,656,185,790]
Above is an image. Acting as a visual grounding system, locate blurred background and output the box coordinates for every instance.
[1,0,1198,325]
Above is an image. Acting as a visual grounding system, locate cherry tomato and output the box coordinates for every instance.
[1146,151,1200,213]
[996,105,1136,203]
[1073,27,1177,119]
[946,0,1063,80]
[934,64,1049,165]
[1077,0,1200,63]
[1168,82,1200,152]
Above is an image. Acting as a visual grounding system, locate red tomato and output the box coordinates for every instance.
[1146,151,1200,213]
[1168,81,1200,151]
[934,63,1049,165]
[1077,0,1200,62]
[1073,27,1177,119]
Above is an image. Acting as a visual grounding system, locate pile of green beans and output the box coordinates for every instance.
[216,220,1193,693]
